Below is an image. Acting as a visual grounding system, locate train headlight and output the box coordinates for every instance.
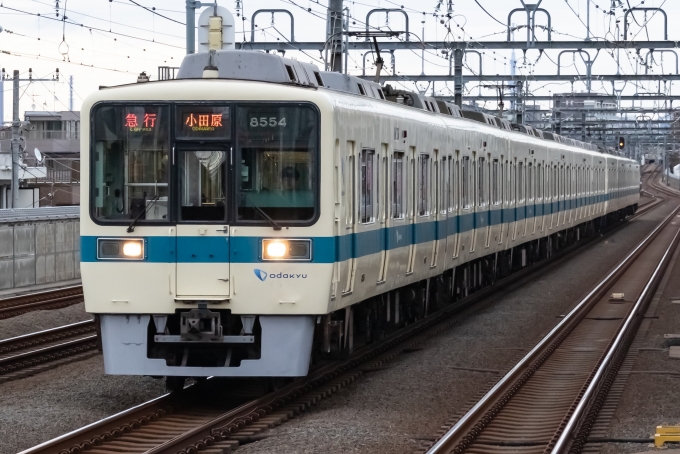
[122,241,143,258]
[97,238,145,260]
[262,239,311,261]
[265,240,288,258]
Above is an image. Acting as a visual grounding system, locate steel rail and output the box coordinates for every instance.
[426,202,680,454]
[0,335,97,366]
[552,215,680,452]
[0,285,84,320]
[0,320,94,354]
[21,213,646,454]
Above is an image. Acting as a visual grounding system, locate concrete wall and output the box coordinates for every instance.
[0,218,80,290]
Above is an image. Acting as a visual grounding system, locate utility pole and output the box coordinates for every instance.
[3,68,59,208]
[185,1,212,54]
[326,0,343,72]
[11,70,18,209]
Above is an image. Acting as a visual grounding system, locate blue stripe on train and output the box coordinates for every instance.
[81,189,638,264]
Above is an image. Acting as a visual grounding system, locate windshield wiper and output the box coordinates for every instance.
[244,195,282,230]
[127,196,159,233]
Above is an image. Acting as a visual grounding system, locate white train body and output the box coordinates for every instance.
[81,51,639,378]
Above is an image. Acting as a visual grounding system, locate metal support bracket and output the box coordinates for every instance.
[250,9,295,43]
[644,49,679,74]
[507,0,551,45]
[624,8,668,40]
[365,8,409,41]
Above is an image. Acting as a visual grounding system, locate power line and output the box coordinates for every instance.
[0,3,184,49]
[473,0,505,26]
[127,0,185,25]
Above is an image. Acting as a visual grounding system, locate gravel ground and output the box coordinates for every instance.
[598,219,680,454]
[235,205,677,454]
[0,355,166,454]
[0,206,672,454]
[0,302,91,341]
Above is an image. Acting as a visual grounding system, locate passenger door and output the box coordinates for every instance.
[175,146,230,299]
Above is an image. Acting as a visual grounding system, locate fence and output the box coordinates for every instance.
[0,207,80,290]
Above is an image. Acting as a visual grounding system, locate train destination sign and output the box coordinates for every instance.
[124,109,159,133]
[176,106,231,139]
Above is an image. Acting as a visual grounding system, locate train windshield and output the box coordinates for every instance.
[91,105,170,223]
[236,104,318,222]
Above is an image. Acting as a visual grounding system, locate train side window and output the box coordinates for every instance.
[462,156,471,209]
[478,157,486,207]
[517,162,525,203]
[527,162,534,202]
[392,152,405,219]
[360,148,375,223]
[492,159,500,205]
[418,154,430,216]
[510,162,516,204]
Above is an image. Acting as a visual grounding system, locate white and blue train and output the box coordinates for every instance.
[81,50,639,383]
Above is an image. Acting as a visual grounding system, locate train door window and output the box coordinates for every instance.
[510,162,516,204]
[536,163,542,201]
[527,163,534,202]
[517,162,524,203]
[418,154,430,216]
[553,166,558,200]
[379,144,388,221]
[346,142,355,225]
[478,157,486,207]
[392,152,405,219]
[454,157,460,211]
[178,149,227,221]
[445,157,452,212]
[492,159,500,205]
[503,159,512,203]
[360,148,375,223]
[441,156,449,213]
[433,156,439,214]
[462,156,470,209]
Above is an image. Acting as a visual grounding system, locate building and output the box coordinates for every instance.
[8,111,81,207]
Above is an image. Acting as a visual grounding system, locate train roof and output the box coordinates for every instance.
[174,50,610,155]
[94,50,634,163]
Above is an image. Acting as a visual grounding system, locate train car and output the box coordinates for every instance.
[81,50,639,384]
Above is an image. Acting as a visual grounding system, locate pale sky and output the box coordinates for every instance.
[0,0,675,122]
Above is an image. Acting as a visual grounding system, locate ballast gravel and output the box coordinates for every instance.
[0,356,166,454]
[598,223,680,454]
[0,204,672,454]
[236,206,675,454]
[0,302,91,341]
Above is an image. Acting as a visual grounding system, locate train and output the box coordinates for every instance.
[81,50,640,386]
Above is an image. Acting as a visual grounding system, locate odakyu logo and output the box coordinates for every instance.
[253,269,307,281]
[254,269,268,281]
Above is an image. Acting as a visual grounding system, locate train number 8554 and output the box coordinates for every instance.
[250,117,287,127]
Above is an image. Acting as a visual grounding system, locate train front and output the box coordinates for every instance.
[80,77,332,379]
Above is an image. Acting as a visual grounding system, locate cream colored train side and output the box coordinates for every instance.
[82,52,638,380]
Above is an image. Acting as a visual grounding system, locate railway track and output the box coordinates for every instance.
[0,285,84,320]
[423,199,680,453]
[0,320,97,384]
[20,201,666,454]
